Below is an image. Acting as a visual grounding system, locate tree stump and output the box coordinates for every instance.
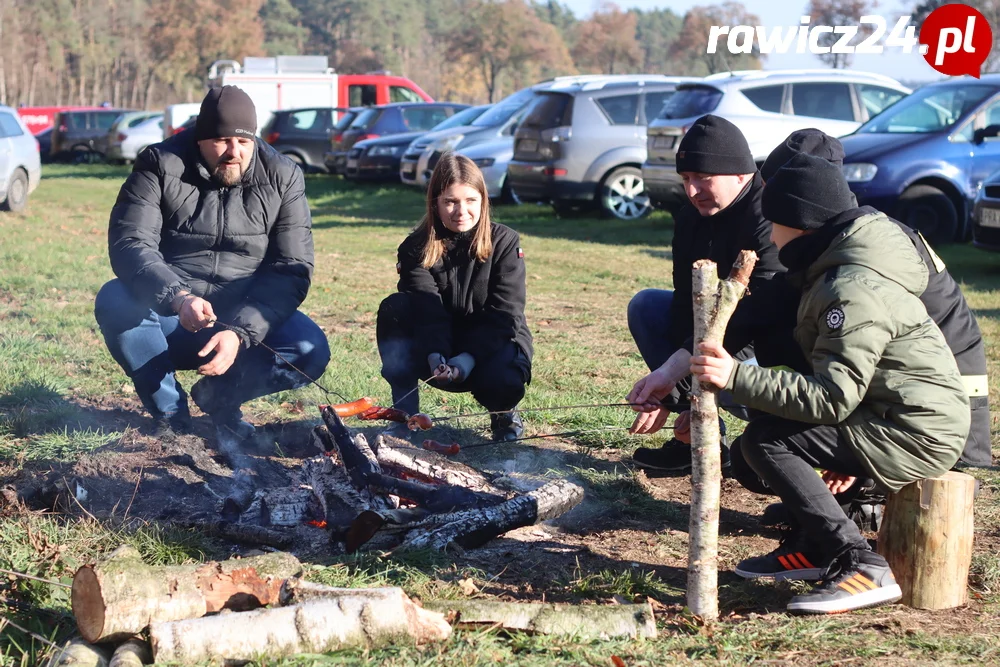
[877,470,976,610]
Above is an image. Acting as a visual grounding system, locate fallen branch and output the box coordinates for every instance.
[423,599,657,639]
[71,545,302,642]
[150,588,451,663]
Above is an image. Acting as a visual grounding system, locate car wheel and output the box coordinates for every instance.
[1,169,29,213]
[600,166,651,220]
[284,153,306,171]
[898,184,958,245]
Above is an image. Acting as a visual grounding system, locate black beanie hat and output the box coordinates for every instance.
[762,153,856,231]
[760,128,845,182]
[675,114,755,175]
[195,86,257,141]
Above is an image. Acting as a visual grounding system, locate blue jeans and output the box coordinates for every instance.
[94,279,331,420]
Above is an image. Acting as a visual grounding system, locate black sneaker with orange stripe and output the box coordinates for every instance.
[734,532,830,581]
[787,549,902,615]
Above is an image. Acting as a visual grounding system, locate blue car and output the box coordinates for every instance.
[841,75,1000,244]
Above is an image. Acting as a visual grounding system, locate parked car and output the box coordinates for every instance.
[261,107,347,172]
[106,113,164,163]
[643,69,910,213]
[51,108,136,160]
[842,75,1000,245]
[324,107,367,174]
[35,127,54,163]
[972,169,1000,250]
[399,76,619,188]
[97,111,159,157]
[0,105,41,213]
[338,102,469,176]
[458,137,518,202]
[345,104,488,181]
[507,76,696,219]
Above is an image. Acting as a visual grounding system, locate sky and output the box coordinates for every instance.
[561,0,945,86]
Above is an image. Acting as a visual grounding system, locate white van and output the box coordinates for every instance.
[162,103,201,140]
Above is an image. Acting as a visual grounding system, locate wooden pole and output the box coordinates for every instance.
[877,470,976,610]
[688,251,756,621]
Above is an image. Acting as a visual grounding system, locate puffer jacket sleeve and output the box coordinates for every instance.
[230,166,314,344]
[397,235,453,359]
[725,277,893,423]
[466,229,527,361]
[108,148,189,308]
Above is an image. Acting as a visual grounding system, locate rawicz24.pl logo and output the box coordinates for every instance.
[707,4,994,77]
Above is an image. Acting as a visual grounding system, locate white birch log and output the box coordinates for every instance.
[45,639,110,667]
[258,487,321,527]
[374,438,506,495]
[71,546,302,643]
[108,638,151,667]
[688,251,756,621]
[149,588,452,664]
[423,599,657,639]
[398,478,584,552]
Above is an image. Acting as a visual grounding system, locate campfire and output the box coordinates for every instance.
[219,404,585,555]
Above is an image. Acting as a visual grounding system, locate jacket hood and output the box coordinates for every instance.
[807,211,928,296]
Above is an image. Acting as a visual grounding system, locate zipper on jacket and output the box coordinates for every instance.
[211,187,227,279]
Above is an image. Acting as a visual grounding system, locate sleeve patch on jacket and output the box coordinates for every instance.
[825,306,845,330]
[517,247,524,259]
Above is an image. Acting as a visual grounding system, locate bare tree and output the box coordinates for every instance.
[806,0,878,69]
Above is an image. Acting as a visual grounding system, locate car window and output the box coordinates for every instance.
[349,108,379,129]
[349,85,377,107]
[430,105,487,131]
[742,85,784,113]
[660,86,723,119]
[333,111,358,132]
[95,112,122,130]
[596,94,639,125]
[857,85,906,119]
[791,83,854,121]
[643,91,674,124]
[391,86,423,103]
[522,93,573,129]
[62,113,82,130]
[472,88,538,127]
[860,84,994,134]
[0,112,23,138]
[403,106,452,131]
[288,109,321,131]
[127,115,151,128]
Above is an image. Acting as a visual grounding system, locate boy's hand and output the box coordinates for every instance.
[673,410,691,444]
[627,368,675,435]
[690,341,734,389]
[822,471,857,495]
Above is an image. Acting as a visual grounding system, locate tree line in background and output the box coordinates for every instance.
[3,0,993,110]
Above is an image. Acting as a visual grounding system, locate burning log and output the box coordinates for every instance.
[259,487,323,527]
[398,479,584,552]
[169,519,293,549]
[46,639,110,667]
[301,456,397,531]
[374,437,506,495]
[368,472,504,513]
[149,588,451,664]
[71,545,302,643]
[108,638,152,667]
[424,599,657,640]
[320,406,380,487]
[220,469,255,522]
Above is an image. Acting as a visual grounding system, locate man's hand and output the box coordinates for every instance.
[427,353,451,382]
[673,410,692,444]
[691,341,734,390]
[175,294,217,333]
[822,471,857,495]
[197,330,241,376]
[627,368,676,435]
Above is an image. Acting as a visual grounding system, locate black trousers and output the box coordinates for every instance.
[376,292,529,415]
[734,415,871,557]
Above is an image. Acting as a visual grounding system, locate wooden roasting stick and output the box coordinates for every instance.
[71,545,302,643]
[688,250,756,622]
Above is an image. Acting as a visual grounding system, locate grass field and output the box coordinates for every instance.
[1,164,999,665]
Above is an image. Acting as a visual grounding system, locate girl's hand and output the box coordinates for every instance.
[690,341,734,390]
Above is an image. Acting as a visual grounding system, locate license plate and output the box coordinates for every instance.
[980,206,1000,228]
[346,158,358,169]
[519,139,538,153]
[402,165,415,176]
[653,136,675,149]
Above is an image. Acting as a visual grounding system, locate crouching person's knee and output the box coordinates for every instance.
[295,323,331,380]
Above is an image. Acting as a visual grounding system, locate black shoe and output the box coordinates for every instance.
[734,531,831,581]
[490,411,523,442]
[786,549,901,614]
[153,413,192,440]
[632,436,731,475]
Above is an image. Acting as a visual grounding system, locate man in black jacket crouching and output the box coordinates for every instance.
[95,86,330,452]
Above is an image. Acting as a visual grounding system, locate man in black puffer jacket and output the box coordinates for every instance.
[94,86,330,451]
[627,115,807,472]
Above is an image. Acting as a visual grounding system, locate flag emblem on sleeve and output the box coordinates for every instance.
[517,247,524,258]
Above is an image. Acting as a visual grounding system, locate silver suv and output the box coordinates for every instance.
[643,69,910,212]
[507,75,697,219]
[0,106,41,213]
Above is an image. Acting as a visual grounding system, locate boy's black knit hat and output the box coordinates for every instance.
[761,128,845,182]
[762,153,855,230]
[675,114,755,175]
[196,86,257,141]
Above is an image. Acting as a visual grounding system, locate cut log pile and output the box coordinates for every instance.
[214,406,584,555]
